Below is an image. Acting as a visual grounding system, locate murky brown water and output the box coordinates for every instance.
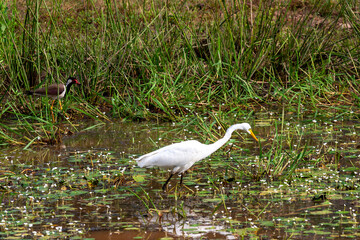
[1,116,360,239]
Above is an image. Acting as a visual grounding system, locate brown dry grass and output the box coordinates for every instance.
[6,0,351,34]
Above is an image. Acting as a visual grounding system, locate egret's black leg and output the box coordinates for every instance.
[180,172,185,186]
[162,173,174,191]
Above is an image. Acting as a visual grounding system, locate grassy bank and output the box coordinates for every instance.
[0,0,359,144]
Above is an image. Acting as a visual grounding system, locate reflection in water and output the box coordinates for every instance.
[89,230,176,240]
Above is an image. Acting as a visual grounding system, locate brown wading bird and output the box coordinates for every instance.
[26,77,80,121]
[136,123,259,191]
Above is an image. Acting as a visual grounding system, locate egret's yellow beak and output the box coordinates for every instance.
[249,129,258,142]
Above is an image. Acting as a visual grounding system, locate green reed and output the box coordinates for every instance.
[0,0,359,144]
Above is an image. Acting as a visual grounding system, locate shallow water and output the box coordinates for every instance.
[1,116,360,239]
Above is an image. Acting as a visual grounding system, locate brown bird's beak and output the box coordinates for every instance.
[249,129,259,142]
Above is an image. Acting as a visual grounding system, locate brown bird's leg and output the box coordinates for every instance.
[59,99,70,119]
[162,173,174,191]
[51,99,55,122]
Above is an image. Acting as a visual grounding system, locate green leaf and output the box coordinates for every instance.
[133,175,145,182]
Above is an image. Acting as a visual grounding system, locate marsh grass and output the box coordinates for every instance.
[0,0,359,145]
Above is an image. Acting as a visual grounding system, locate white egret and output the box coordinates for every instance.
[136,123,259,191]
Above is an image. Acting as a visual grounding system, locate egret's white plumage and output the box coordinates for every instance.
[136,123,258,190]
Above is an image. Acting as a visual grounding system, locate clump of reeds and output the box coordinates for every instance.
[0,0,359,145]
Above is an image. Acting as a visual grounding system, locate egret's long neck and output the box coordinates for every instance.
[205,126,239,156]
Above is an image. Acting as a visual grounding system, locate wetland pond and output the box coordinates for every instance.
[1,114,360,239]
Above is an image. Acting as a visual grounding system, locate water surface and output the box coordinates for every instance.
[1,116,360,239]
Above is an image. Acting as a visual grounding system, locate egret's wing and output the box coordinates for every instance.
[136,140,204,170]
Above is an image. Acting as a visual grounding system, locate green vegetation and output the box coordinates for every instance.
[1,1,360,238]
[1,0,359,127]
[0,0,359,145]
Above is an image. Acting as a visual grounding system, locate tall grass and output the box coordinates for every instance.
[0,0,359,144]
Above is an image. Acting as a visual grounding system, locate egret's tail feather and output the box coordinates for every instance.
[136,151,158,168]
